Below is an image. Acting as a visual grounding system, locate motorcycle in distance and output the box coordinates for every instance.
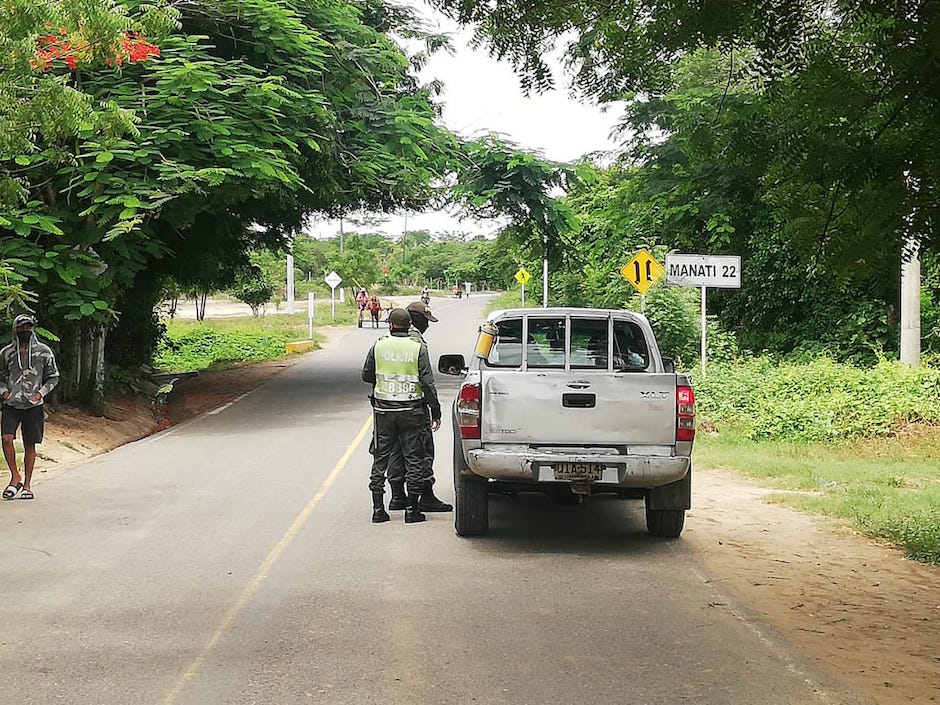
[420,287,430,306]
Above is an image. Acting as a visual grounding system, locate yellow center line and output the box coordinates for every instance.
[161,414,374,705]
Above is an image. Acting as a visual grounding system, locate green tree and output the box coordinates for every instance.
[454,135,581,302]
[232,264,276,317]
[2,0,461,403]
[434,1,940,264]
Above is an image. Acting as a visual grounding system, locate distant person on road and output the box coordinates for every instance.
[421,285,430,305]
[368,295,382,328]
[356,289,369,328]
[380,302,451,514]
[362,308,441,524]
[1,314,60,501]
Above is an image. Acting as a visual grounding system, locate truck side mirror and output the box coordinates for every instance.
[438,354,467,375]
[661,356,675,373]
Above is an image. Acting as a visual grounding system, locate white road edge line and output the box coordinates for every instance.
[160,413,374,705]
[207,389,253,416]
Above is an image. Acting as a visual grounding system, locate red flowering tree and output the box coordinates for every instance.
[29,25,159,72]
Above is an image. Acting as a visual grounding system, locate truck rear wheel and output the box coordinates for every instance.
[454,435,488,536]
[455,473,489,536]
[645,506,685,538]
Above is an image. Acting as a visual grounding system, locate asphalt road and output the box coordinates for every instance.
[0,295,870,705]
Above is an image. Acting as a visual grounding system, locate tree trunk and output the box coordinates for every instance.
[58,323,107,410]
[195,291,208,321]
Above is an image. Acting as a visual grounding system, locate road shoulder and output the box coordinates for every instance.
[688,468,939,705]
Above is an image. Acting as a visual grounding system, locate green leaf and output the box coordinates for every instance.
[96,152,114,164]
[79,303,96,315]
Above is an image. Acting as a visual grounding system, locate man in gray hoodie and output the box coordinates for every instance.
[1,314,59,500]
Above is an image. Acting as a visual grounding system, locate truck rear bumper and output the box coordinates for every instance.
[465,449,690,487]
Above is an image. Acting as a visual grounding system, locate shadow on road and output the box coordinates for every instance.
[468,492,687,558]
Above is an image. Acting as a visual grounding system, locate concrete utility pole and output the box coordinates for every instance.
[900,167,921,368]
[900,236,920,367]
[542,234,549,308]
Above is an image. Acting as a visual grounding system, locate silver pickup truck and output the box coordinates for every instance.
[437,307,695,538]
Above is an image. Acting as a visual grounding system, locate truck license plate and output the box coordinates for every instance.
[553,463,604,481]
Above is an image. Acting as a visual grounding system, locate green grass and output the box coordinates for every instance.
[484,288,539,315]
[153,302,361,372]
[695,427,940,563]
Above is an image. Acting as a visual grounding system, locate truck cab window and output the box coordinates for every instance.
[570,318,609,369]
[612,320,650,370]
[527,317,566,368]
[486,319,523,367]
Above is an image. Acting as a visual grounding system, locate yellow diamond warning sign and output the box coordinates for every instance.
[514,267,531,286]
[621,249,665,294]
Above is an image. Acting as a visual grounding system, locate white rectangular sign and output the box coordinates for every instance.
[666,254,741,289]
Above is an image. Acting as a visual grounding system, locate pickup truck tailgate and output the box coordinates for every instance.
[481,370,677,445]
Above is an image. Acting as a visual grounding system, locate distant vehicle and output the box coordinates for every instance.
[438,308,695,538]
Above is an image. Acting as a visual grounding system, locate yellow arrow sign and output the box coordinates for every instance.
[515,267,531,286]
[621,249,665,294]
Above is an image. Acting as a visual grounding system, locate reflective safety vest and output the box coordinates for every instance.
[374,335,423,402]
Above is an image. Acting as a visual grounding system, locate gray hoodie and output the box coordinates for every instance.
[0,314,60,409]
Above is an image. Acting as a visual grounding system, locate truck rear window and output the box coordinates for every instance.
[485,315,650,370]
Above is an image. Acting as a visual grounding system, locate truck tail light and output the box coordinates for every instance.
[677,385,696,442]
[457,383,481,439]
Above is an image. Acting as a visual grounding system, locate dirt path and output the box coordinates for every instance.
[689,471,939,705]
[22,326,940,705]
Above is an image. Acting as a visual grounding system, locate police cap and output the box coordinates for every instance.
[406,301,438,322]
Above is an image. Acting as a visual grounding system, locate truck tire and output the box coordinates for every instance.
[453,431,488,536]
[645,506,685,538]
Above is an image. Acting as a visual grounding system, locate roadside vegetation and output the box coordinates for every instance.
[695,360,940,564]
[153,300,363,372]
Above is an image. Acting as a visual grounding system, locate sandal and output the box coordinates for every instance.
[3,482,22,500]
[19,488,34,500]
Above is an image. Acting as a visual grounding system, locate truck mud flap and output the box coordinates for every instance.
[645,466,692,510]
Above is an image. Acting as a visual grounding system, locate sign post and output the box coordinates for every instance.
[286,249,295,315]
[515,267,531,307]
[324,270,342,319]
[308,291,315,340]
[665,254,742,379]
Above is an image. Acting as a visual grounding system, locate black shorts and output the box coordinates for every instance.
[1,404,45,445]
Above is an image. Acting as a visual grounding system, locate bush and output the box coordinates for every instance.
[231,266,275,316]
[153,326,290,372]
[696,356,940,441]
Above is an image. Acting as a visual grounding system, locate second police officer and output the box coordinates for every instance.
[383,301,452,513]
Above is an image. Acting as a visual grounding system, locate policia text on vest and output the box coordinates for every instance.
[362,320,442,524]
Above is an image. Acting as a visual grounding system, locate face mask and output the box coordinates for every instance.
[412,316,429,334]
[16,330,32,343]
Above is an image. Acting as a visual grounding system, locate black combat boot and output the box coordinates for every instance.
[417,480,453,512]
[372,491,390,523]
[388,481,408,511]
[404,494,426,524]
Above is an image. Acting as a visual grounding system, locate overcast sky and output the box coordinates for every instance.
[306,1,623,240]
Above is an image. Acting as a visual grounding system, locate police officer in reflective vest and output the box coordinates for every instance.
[382,301,452,514]
[362,308,441,523]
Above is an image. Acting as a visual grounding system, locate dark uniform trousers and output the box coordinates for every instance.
[384,410,435,484]
[369,407,432,496]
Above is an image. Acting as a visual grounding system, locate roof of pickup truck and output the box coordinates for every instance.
[487,307,650,322]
